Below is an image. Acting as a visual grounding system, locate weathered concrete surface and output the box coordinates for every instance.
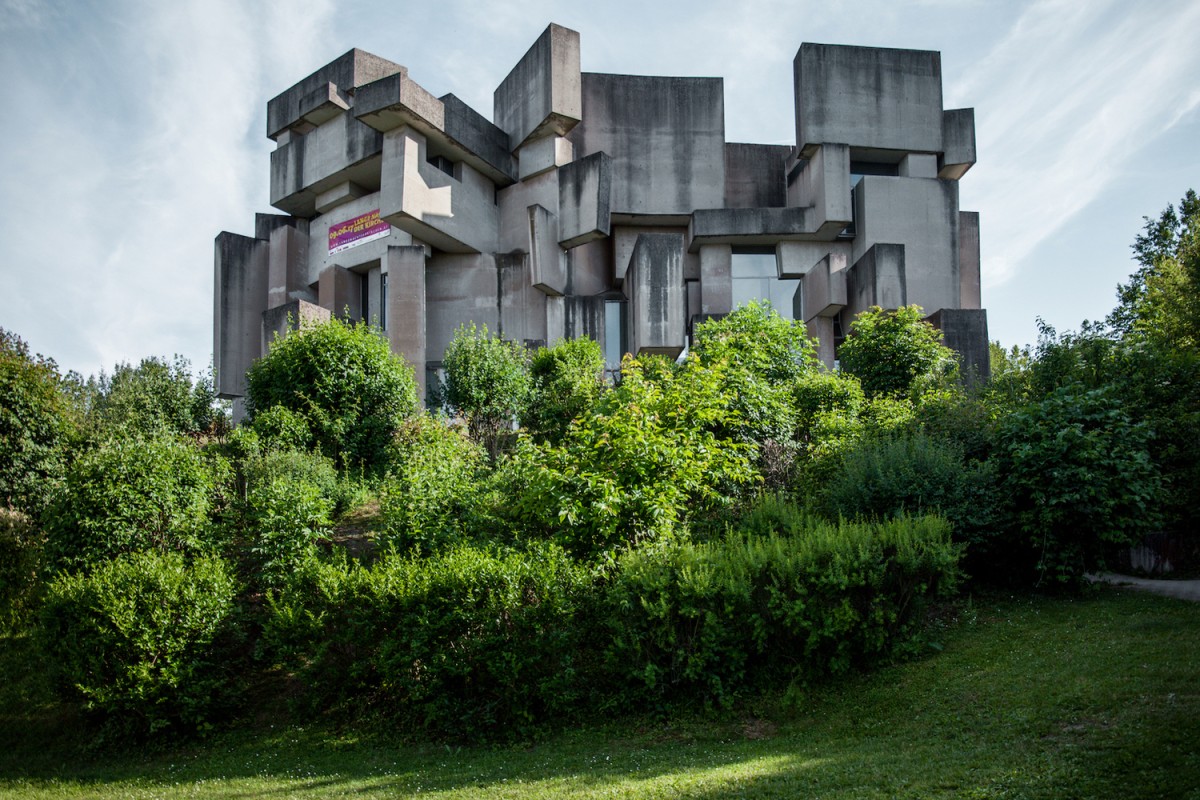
[787,143,851,238]
[570,73,725,217]
[557,151,612,248]
[528,204,565,295]
[725,143,789,208]
[926,308,990,383]
[318,265,362,318]
[699,244,733,316]
[518,135,574,181]
[385,245,428,396]
[625,233,685,357]
[852,176,958,316]
[215,232,269,398]
[959,210,981,309]
[844,243,907,318]
[800,254,847,322]
[261,300,331,354]
[267,219,310,308]
[940,108,977,179]
[270,113,384,217]
[494,24,582,150]
[267,49,404,139]
[795,43,943,155]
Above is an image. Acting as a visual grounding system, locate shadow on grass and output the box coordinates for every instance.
[1,589,1198,799]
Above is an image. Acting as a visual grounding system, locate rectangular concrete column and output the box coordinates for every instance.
[699,244,733,316]
[317,265,362,319]
[214,233,269,398]
[959,211,981,309]
[267,223,309,308]
[385,245,429,399]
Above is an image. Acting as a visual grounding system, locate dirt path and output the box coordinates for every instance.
[1091,573,1200,602]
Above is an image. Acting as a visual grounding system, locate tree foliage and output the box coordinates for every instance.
[440,323,531,456]
[838,305,957,398]
[245,317,418,472]
[81,356,223,440]
[522,337,606,443]
[0,329,70,513]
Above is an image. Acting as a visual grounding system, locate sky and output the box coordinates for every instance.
[2,0,1198,377]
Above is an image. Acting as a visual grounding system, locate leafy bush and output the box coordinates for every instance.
[245,478,332,590]
[604,512,959,707]
[0,508,44,633]
[1,328,70,515]
[247,405,314,453]
[510,354,758,559]
[440,323,531,457]
[994,385,1161,587]
[378,416,488,555]
[839,305,957,398]
[263,543,594,741]
[43,436,223,571]
[37,551,240,738]
[822,433,967,522]
[82,355,223,440]
[523,337,606,443]
[246,317,418,472]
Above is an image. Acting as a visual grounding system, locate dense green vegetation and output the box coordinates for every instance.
[0,192,1196,777]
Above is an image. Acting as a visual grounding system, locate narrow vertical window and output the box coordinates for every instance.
[380,272,388,332]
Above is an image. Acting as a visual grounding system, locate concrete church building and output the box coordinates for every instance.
[214,23,987,405]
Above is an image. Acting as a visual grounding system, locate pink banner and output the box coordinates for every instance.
[328,210,390,254]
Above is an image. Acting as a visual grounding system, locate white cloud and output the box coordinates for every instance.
[949,0,1200,289]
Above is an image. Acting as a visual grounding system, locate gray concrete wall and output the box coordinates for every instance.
[494,24,582,149]
[959,210,981,309]
[570,73,725,216]
[528,204,565,295]
[940,108,977,179]
[261,300,331,354]
[926,308,990,383]
[800,254,847,322]
[852,176,959,315]
[725,143,789,208]
[557,152,612,248]
[214,232,269,398]
[267,49,404,139]
[843,243,907,319]
[267,219,311,308]
[379,127,499,253]
[385,245,428,396]
[794,43,943,154]
[625,233,686,357]
[270,112,384,217]
[786,143,851,236]
[424,253,502,364]
[304,190,416,286]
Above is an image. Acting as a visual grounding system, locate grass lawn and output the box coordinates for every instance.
[1,586,1197,799]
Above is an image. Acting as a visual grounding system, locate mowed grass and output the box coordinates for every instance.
[1,587,1197,799]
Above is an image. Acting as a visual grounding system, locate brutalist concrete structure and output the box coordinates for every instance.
[215,24,988,403]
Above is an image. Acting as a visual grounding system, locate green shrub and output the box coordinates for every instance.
[43,436,221,571]
[994,385,1161,587]
[838,305,957,398]
[822,433,967,522]
[83,355,223,440]
[604,512,959,707]
[0,328,70,515]
[246,317,418,472]
[247,405,314,452]
[0,508,44,633]
[440,323,531,457]
[510,354,758,559]
[523,337,606,443]
[378,416,488,555]
[37,551,240,738]
[245,478,332,590]
[263,543,594,741]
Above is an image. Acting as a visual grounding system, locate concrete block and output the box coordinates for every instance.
[926,308,990,384]
[494,24,582,149]
[315,181,368,215]
[498,253,549,346]
[699,244,733,316]
[899,153,938,179]
[557,151,611,248]
[806,315,836,367]
[307,191,415,283]
[318,264,362,318]
[562,295,606,342]
[299,82,351,127]
[528,204,566,296]
[776,240,850,279]
[795,43,943,155]
[570,73,724,217]
[269,112,384,217]
[625,233,686,357]
[379,127,498,254]
[725,143,789,208]
[940,108,976,179]
[267,49,404,139]
[262,300,331,354]
[214,232,269,398]
[424,253,502,363]
[801,254,848,321]
[267,221,311,307]
[518,135,574,181]
[852,175,959,316]
[439,93,518,184]
[386,245,428,397]
[786,143,851,236]
[614,225,688,285]
[844,243,907,319]
[566,237,612,297]
[689,207,814,249]
[959,211,981,309]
